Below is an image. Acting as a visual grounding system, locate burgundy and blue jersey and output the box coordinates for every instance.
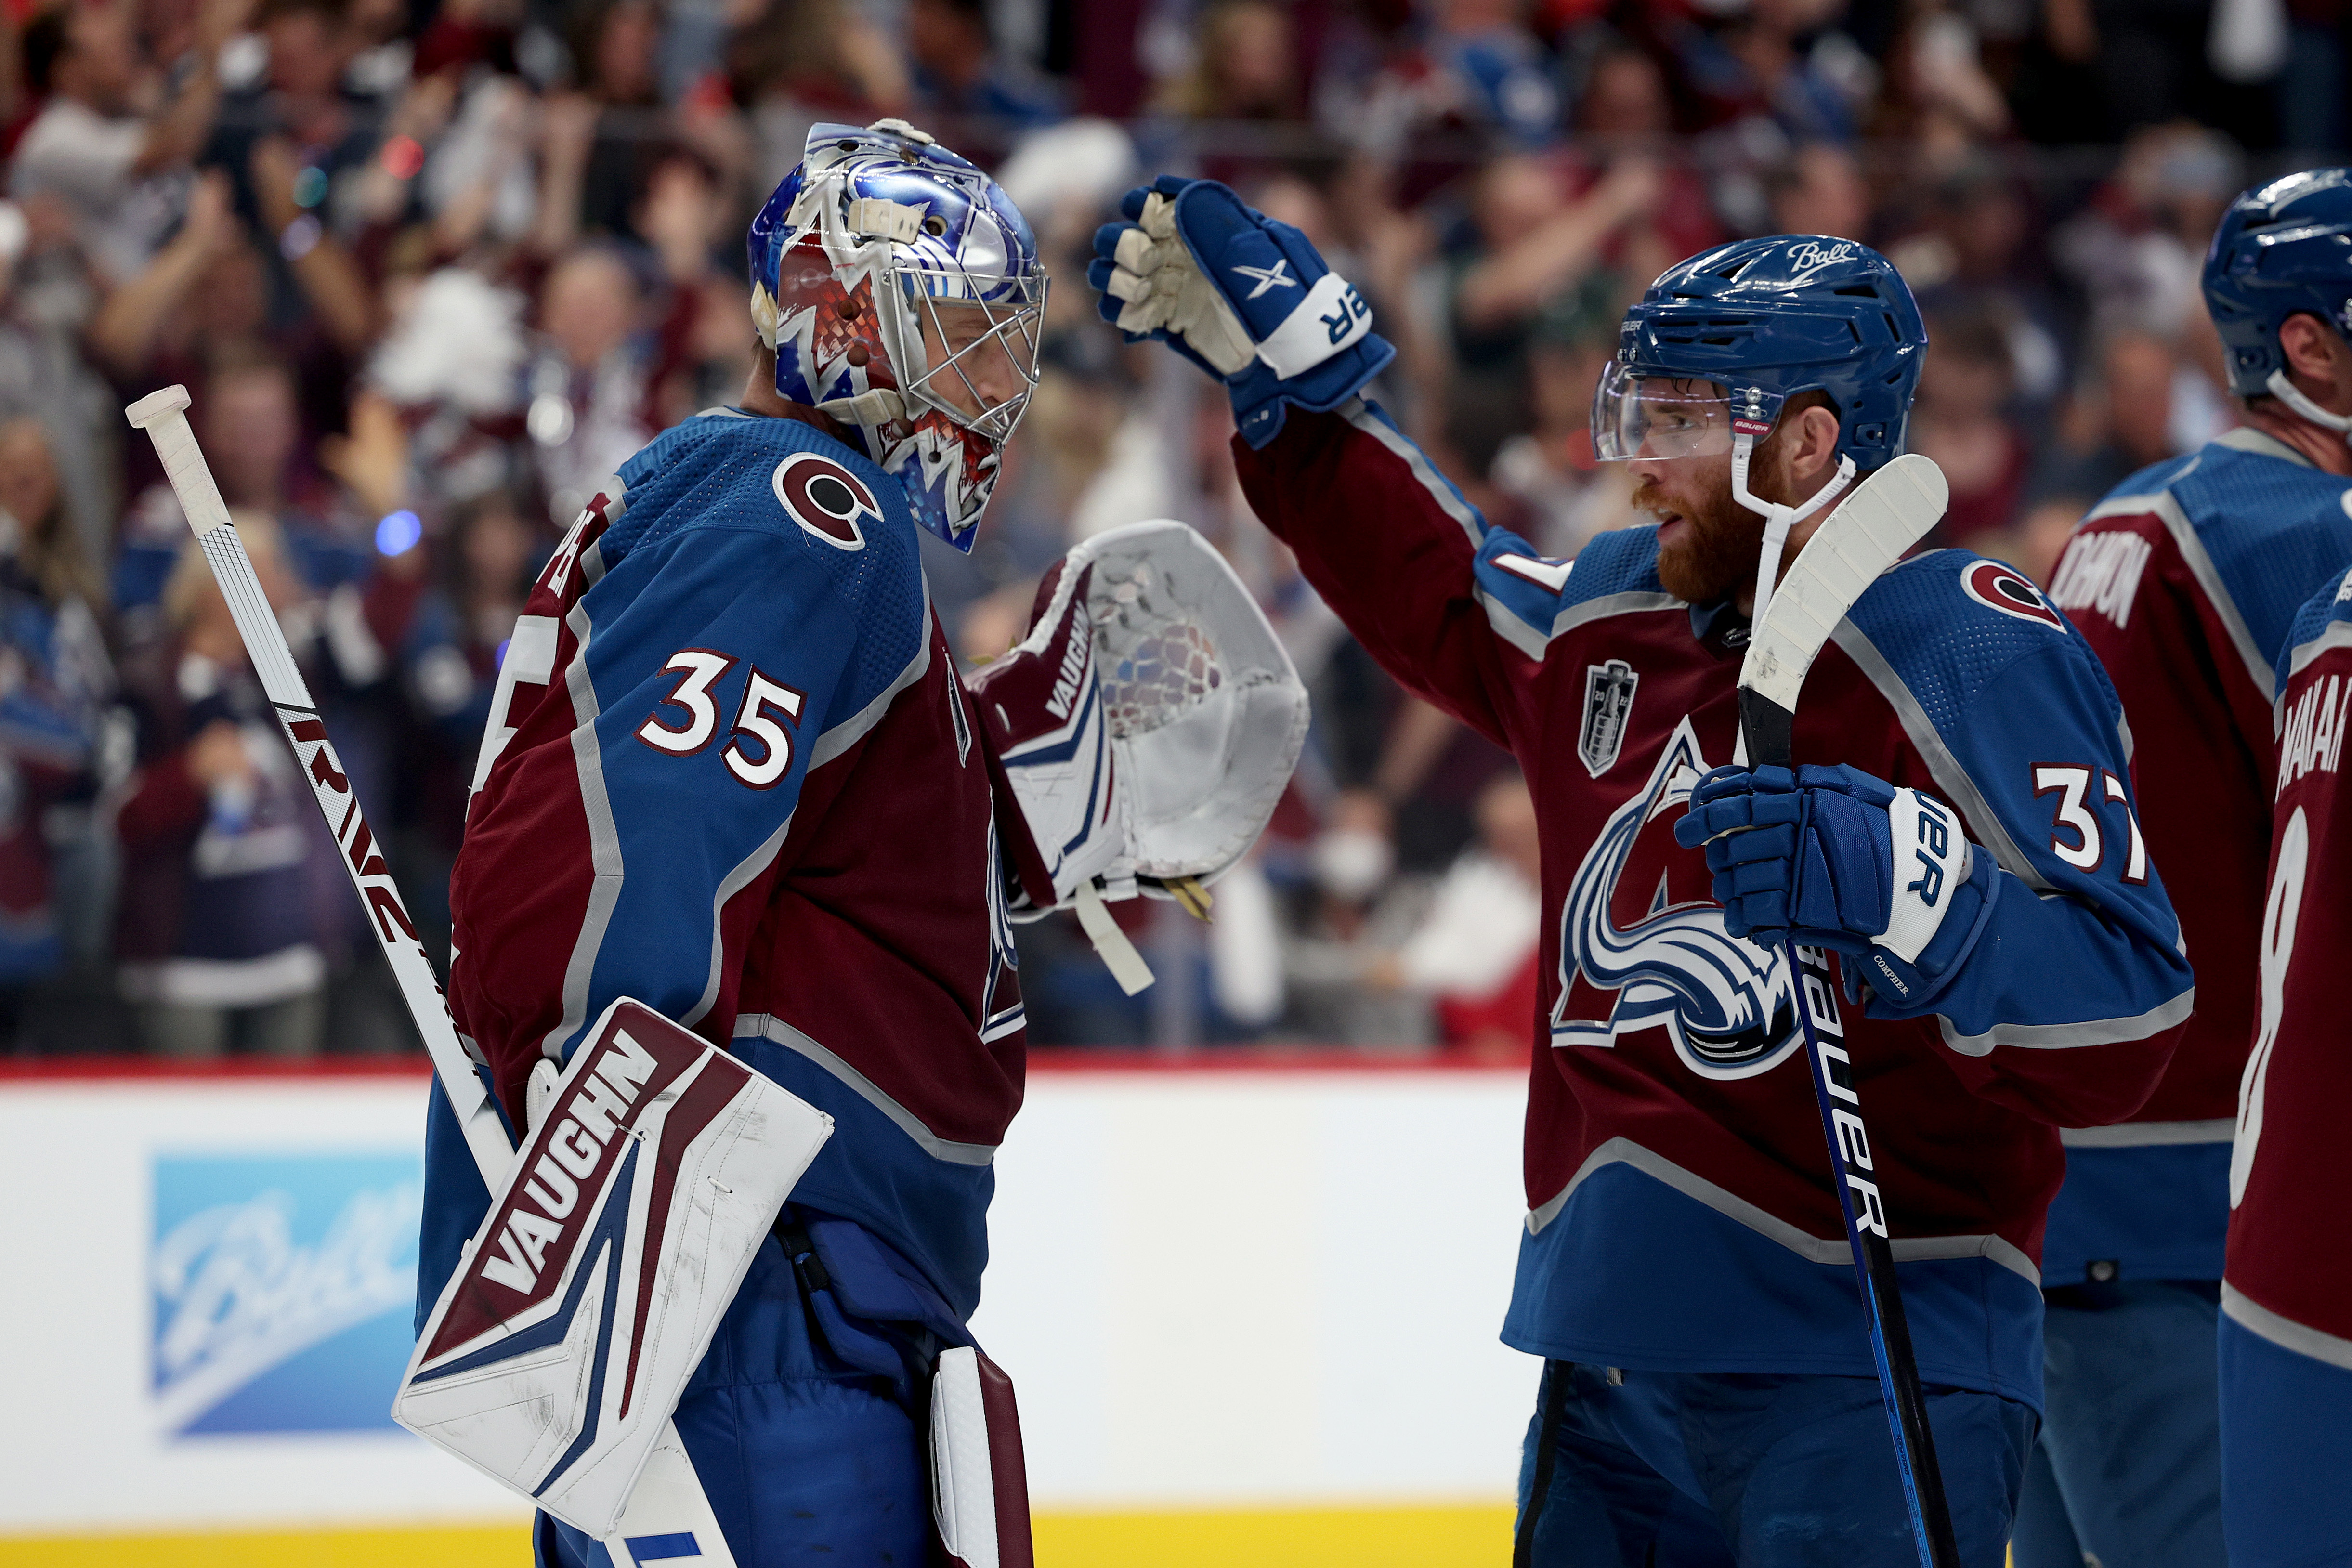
[2222,562,2352,1367]
[1236,402,2191,1408]
[2046,428,2352,1285]
[437,408,1021,1324]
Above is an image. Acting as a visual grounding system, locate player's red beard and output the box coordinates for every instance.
[1635,465,1771,606]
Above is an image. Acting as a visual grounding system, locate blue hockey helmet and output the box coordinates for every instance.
[747,118,1047,550]
[1593,236,1928,474]
[2203,169,2352,399]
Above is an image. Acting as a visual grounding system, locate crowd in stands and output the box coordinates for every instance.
[0,0,2331,1056]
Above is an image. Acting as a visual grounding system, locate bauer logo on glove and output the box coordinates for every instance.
[1673,761,2001,1010]
[1089,176,1394,447]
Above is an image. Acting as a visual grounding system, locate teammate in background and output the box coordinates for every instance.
[1093,186,2191,1562]
[2020,170,2352,1568]
[2219,558,2352,1568]
[421,121,1049,1565]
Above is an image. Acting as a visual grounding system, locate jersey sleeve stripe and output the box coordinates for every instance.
[2059,1117,2235,1147]
[2223,1281,2352,1372]
[1342,397,1484,549]
[2282,617,2352,703]
[679,810,797,1031]
[1830,618,2054,891]
[1935,986,2195,1056]
[1550,589,1682,642]
[2104,487,2279,701]
[733,1012,998,1165]
[1528,1136,2041,1284]
[536,599,627,1068]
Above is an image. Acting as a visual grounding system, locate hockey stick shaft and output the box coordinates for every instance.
[125,386,512,1183]
[1735,451,1962,1568]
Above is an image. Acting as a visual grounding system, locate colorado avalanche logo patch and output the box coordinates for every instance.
[1961,559,2065,630]
[773,452,881,551]
[1554,715,1800,1080]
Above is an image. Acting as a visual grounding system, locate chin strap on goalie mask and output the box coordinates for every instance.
[2265,368,2352,444]
[1730,431,1855,766]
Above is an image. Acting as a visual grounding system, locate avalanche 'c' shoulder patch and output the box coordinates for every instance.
[1960,559,2065,631]
[773,452,880,550]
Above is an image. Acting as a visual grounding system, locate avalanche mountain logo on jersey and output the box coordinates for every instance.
[1579,660,1638,777]
[1961,559,2065,630]
[1554,716,1801,1079]
[773,452,881,550]
[149,1153,422,1437]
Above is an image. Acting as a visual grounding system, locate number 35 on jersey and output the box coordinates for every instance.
[636,649,808,790]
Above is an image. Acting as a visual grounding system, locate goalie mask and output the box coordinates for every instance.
[748,118,1048,551]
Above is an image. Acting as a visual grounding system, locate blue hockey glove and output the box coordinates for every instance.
[1673,762,1999,1011]
[1089,176,1395,448]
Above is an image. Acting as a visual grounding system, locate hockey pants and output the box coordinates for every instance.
[1512,1360,2034,1568]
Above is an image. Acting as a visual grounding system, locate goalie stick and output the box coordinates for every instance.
[125,385,743,1568]
[1735,453,1962,1568]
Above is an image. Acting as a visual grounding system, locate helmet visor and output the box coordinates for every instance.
[1591,363,1744,461]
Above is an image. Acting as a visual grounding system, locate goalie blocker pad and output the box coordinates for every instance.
[931,1346,1035,1568]
[394,998,833,1538]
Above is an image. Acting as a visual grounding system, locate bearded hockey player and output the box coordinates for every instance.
[2018,170,2352,1568]
[410,120,1132,1567]
[2218,558,2352,1568]
[1094,185,2193,1564]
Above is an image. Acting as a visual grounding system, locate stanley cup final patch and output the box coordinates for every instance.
[1580,660,1639,777]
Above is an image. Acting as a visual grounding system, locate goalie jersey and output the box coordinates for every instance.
[1236,402,2191,1407]
[2222,562,2352,1364]
[427,408,1022,1326]
[2047,429,2352,1285]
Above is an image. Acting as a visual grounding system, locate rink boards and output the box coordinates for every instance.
[0,1057,1531,1565]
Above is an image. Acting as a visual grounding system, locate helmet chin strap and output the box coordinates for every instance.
[2265,369,2352,441]
[1729,431,1855,765]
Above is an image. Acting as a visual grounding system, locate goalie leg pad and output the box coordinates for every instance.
[395,999,834,1539]
[931,1346,1035,1568]
[537,1253,934,1566]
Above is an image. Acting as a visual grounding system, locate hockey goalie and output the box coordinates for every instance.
[404,119,1304,1567]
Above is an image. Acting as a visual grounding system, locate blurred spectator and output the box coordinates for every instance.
[906,0,1066,130]
[1159,0,1300,121]
[1423,0,1562,146]
[526,245,655,526]
[0,196,118,572]
[1449,151,1659,389]
[0,418,112,1029]
[537,0,668,251]
[2033,330,2218,505]
[1490,280,1643,557]
[2053,122,2244,342]
[1281,790,1433,1047]
[1910,307,2031,546]
[113,514,334,1058]
[1375,770,1543,1061]
[385,489,536,956]
[1767,140,1869,240]
[13,0,252,286]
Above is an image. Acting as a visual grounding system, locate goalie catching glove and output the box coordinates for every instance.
[965,519,1308,993]
[1673,762,2000,1012]
[1089,177,1394,447]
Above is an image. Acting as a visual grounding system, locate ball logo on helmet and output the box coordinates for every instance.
[773,452,881,550]
[1784,238,1859,281]
[1961,559,2065,630]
